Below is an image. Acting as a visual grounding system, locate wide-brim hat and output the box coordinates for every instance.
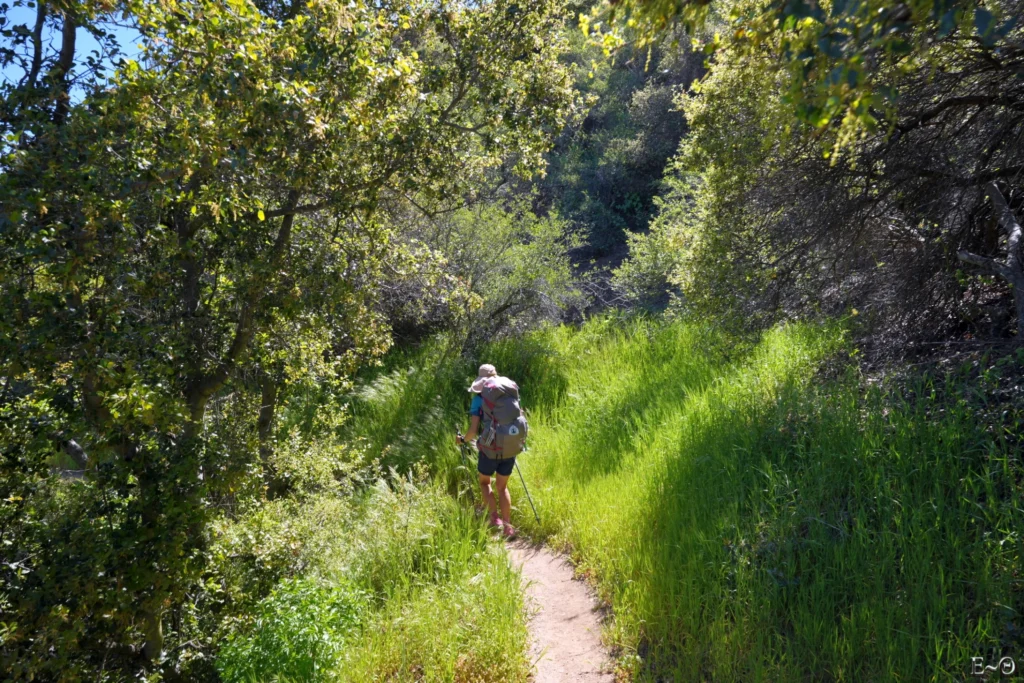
[468,364,497,392]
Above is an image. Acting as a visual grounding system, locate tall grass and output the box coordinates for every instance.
[212,337,533,682]
[260,316,1023,681]
[215,474,529,682]
[479,318,1024,680]
[340,336,477,478]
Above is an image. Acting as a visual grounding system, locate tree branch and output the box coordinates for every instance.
[260,200,330,220]
[26,2,47,88]
[986,182,1022,251]
[896,95,1024,135]
[52,10,77,125]
[61,438,89,469]
[185,190,301,419]
[957,248,1010,278]
[965,166,1024,187]
[960,184,1024,339]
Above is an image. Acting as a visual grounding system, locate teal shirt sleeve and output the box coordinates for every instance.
[469,394,483,417]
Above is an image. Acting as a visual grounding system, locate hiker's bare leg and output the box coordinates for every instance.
[495,474,512,525]
[478,473,497,517]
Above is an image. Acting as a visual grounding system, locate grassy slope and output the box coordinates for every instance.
[216,337,532,683]
[215,478,530,683]
[482,318,1023,681]
[321,338,534,682]
[233,318,1023,681]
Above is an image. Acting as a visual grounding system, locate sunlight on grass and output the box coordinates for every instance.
[215,474,530,683]
[311,317,1023,681]
[485,318,1023,681]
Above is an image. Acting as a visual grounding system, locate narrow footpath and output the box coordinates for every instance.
[507,540,616,682]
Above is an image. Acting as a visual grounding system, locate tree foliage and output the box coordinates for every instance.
[539,34,703,254]
[407,196,583,343]
[0,0,580,677]
[617,0,1024,349]
[589,0,1020,150]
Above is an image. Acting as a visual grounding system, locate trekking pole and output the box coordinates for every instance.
[455,426,470,465]
[455,425,476,502]
[514,459,541,525]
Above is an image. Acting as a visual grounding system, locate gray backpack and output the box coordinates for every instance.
[477,376,528,461]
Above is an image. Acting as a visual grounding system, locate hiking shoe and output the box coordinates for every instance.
[489,512,503,529]
[502,524,517,540]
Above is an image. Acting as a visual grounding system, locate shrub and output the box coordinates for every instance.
[216,577,365,683]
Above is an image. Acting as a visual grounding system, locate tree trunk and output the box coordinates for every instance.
[27,2,47,88]
[957,183,1024,340]
[142,609,163,662]
[156,196,300,658]
[184,191,300,420]
[258,373,277,463]
[52,10,76,125]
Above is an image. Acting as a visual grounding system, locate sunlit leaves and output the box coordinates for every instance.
[587,0,1021,155]
[0,0,579,676]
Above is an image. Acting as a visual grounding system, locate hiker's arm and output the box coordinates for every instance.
[465,415,480,442]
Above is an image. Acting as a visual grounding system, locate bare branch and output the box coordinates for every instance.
[26,2,47,88]
[896,95,1024,135]
[986,182,1022,251]
[52,10,77,125]
[957,249,1010,278]
[959,187,1024,339]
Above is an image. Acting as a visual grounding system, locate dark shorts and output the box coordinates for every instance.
[477,452,515,477]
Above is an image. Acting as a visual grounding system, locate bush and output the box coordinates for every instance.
[205,470,531,682]
[217,577,365,683]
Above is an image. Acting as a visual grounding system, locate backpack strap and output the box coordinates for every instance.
[480,379,500,419]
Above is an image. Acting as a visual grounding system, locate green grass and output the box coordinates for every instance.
[234,316,1024,681]
[214,474,529,682]
[339,336,478,478]
[478,318,1024,681]
[330,477,529,682]
[212,337,530,682]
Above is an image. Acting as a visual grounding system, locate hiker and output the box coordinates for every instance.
[457,364,528,539]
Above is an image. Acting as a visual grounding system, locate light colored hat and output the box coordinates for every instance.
[468,364,497,393]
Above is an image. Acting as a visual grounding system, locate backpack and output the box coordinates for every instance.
[477,376,528,461]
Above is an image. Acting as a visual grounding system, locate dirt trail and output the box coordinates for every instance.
[507,540,615,683]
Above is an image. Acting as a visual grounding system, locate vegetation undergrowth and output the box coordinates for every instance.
[209,314,1024,682]
[487,317,1024,681]
[366,317,1024,681]
[198,335,541,683]
[213,473,529,683]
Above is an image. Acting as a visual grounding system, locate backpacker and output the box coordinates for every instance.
[477,376,528,461]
